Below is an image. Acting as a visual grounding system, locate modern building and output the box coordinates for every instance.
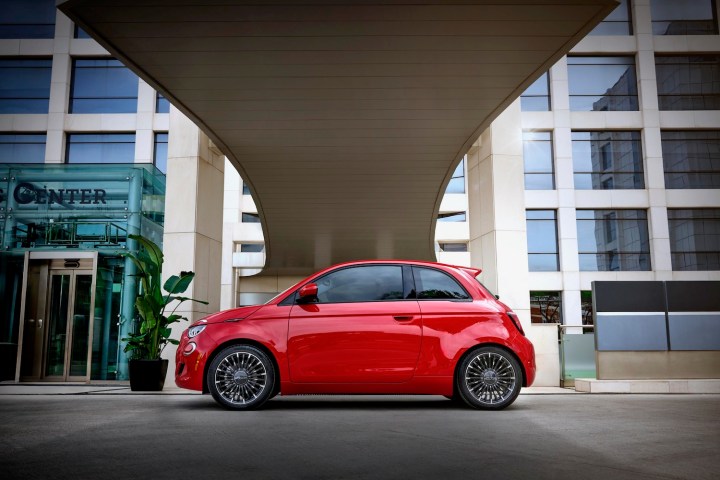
[1,0,718,386]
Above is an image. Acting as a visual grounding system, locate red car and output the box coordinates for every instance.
[176,260,535,410]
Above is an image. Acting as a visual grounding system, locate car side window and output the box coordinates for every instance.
[315,265,404,303]
[413,267,470,300]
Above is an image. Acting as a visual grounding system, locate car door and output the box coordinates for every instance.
[287,264,422,383]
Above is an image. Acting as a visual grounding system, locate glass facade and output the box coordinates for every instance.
[438,243,467,252]
[589,0,633,35]
[524,131,554,190]
[0,163,165,381]
[70,59,139,114]
[156,93,170,114]
[668,209,720,271]
[0,0,56,39]
[577,209,651,271]
[446,159,465,194]
[154,133,169,174]
[520,72,550,111]
[526,210,559,271]
[572,131,644,189]
[0,59,52,114]
[437,212,466,222]
[662,130,720,189]
[568,56,639,111]
[66,134,136,165]
[655,55,720,111]
[0,134,46,164]
[650,0,718,35]
[242,212,261,223]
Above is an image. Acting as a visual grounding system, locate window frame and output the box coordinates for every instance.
[295,264,410,305]
[0,58,52,114]
[668,208,720,271]
[567,56,639,111]
[69,57,139,114]
[661,130,720,189]
[523,131,555,190]
[571,130,645,190]
[410,266,471,302]
[576,209,651,271]
[526,210,560,272]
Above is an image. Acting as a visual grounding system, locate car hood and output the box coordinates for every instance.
[198,305,264,325]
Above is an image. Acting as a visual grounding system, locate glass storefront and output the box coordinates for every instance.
[0,163,164,381]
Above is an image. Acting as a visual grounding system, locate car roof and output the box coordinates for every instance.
[320,259,482,277]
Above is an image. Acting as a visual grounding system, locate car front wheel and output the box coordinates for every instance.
[207,345,275,410]
[456,346,523,410]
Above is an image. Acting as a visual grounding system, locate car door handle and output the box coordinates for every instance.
[393,315,414,321]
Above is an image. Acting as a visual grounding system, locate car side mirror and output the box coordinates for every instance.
[298,283,318,302]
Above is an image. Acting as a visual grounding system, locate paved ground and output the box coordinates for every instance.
[0,391,718,480]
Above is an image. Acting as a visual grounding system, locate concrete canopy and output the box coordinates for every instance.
[60,0,616,276]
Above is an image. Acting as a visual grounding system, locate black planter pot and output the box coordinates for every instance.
[129,359,169,391]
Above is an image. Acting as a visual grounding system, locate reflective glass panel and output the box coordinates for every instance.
[521,72,550,111]
[242,213,261,223]
[0,59,52,113]
[445,159,465,193]
[524,131,554,190]
[526,210,559,271]
[0,134,46,163]
[66,134,135,164]
[568,57,638,111]
[668,209,720,271]
[438,243,467,252]
[0,0,56,39]
[437,212,466,222]
[240,244,264,253]
[651,0,718,35]
[70,59,139,113]
[316,265,404,303]
[576,209,650,271]
[655,55,720,110]
[572,131,644,189]
[154,133,168,174]
[45,274,70,377]
[589,0,632,35]
[69,275,92,377]
[156,93,170,113]
[530,291,562,323]
[662,130,720,189]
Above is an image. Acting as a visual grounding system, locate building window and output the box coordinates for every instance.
[655,55,720,111]
[572,131,644,189]
[446,158,465,194]
[0,134,46,163]
[74,25,91,39]
[568,56,639,111]
[523,131,555,190]
[70,58,139,113]
[589,0,633,35]
[0,59,52,114]
[577,209,651,271]
[437,212,466,222]
[0,0,56,39]
[154,133,168,174]
[66,134,136,164]
[530,291,562,324]
[437,243,468,252]
[242,183,252,195]
[239,244,265,253]
[650,0,718,35]
[668,209,720,271]
[156,93,170,114]
[520,72,550,112]
[526,210,559,271]
[581,291,594,325]
[241,213,261,223]
[662,130,720,189]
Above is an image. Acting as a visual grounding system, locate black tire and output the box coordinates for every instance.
[456,346,523,410]
[206,345,275,410]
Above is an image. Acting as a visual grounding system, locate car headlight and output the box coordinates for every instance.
[187,325,206,338]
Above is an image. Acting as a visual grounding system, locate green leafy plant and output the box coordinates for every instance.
[122,234,208,360]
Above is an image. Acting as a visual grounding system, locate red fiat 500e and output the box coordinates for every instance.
[176,260,536,410]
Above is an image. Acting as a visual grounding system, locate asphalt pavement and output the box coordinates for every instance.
[0,390,718,480]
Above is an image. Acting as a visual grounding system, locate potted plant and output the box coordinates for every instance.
[122,234,207,391]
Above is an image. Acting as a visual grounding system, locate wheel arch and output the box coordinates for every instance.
[202,338,281,395]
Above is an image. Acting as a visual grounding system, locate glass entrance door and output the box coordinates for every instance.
[43,271,94,381]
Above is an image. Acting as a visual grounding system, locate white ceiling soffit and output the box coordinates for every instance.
[60,0,617,276]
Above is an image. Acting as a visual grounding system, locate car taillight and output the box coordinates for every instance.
[507,312,525,336]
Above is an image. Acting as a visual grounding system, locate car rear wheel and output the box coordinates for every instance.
[456,346,523,410]
[207,345,275,410]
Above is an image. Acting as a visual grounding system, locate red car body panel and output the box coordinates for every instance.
[175,260,536,396]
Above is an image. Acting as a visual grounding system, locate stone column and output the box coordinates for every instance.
[162,107,224,376]
[467,100,560,386]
